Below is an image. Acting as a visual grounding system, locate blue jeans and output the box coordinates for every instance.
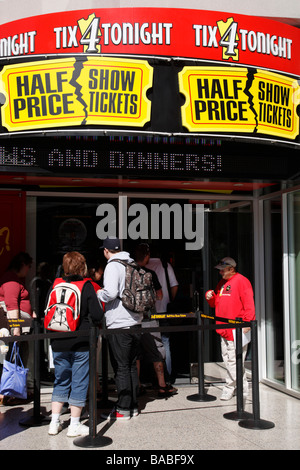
[162,333,172,376]
[52,350,89,408]
[107,328,140,412]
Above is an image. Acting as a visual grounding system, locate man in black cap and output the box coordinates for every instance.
[99,236,122,251]
[97,237,142,420]
[205,257,255,401]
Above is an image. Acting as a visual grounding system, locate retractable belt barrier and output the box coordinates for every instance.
[1,306,274,448]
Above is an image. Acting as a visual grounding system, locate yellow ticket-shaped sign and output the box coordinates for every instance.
[252,69,300,140]
[179,66,300,139]
[0,57,153,131]
[78,57,153,127]
[0,58,81,131]
[179,67,256,133]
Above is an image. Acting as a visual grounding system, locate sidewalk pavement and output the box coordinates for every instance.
[1,379,300,452]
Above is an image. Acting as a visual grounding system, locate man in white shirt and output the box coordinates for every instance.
[146,255,178,378]
[97,237,142,420]
[135,243,177,398]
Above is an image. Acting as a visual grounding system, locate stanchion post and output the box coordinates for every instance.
[239,320,275,430]
[187,309,216,402]
[73,324,112,448]
[19,315,50,427]
[89,324,98,438]
[223,319,253,421]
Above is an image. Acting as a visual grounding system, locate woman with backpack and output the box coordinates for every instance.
[46,251,104,437]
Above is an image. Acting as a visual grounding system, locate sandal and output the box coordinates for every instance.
[5,396,26,406]
[157,385,178,398]
[0,396,7,406]
[4,393,34,406]
[165,383,178,393]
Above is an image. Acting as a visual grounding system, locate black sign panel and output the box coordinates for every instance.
[0,135,299,180]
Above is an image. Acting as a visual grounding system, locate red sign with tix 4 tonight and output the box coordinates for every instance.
[0,8,299,76]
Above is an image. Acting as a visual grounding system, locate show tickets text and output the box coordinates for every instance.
[179,67,300,139]
[0,57,153,131]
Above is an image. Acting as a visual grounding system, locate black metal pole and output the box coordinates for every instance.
[73,325,112,448]
[239,320,275,430]
[33,318,41,420]
[187,309,216,402]
[19,299,50,427]
[223,320,252,421]
[89,324,98,438]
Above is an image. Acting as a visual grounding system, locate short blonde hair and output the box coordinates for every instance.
[62,251,86,277]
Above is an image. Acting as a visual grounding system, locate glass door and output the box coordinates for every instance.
[261,190,300,398]
[287,191,300,393]
[263,197,285,385]
[26,191,254,382]
[126,195,254,377]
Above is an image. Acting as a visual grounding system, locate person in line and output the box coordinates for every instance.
[87,261,104,292]
[29,261,53,318]
[135,243,177,398]
[205,257,255,401]
[146,250,178,380]
[29,261,53,381]
[0,252,34,406]
[97,237,142,420]
[48,251,104,437]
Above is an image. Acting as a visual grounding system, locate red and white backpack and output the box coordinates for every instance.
[44,278,87,332]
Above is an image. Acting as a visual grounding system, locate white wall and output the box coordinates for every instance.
[0,0,299,26]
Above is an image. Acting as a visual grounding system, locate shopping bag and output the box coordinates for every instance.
[0,342,28,399]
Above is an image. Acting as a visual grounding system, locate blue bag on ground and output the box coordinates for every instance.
[0,342,28,399]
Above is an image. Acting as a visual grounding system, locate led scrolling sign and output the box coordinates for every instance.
[0,136,298,180]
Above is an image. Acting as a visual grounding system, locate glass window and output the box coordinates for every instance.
[264,198,284,384]
[287,191,300,392]
[27,195,117,315]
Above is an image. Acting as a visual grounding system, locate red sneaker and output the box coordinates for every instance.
[101,407,131,420]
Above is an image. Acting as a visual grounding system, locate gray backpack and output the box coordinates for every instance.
[111,260,156,314]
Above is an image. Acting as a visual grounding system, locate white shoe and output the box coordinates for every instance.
[67,423,89,437]
[48,420,63,435]
[131,408,139,417]
[220,389,234,400]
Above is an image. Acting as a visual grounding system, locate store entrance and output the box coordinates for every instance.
[28,192,254,381]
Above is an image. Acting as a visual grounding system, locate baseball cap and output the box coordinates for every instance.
[100,237,121,250]
[215,257,237,269]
